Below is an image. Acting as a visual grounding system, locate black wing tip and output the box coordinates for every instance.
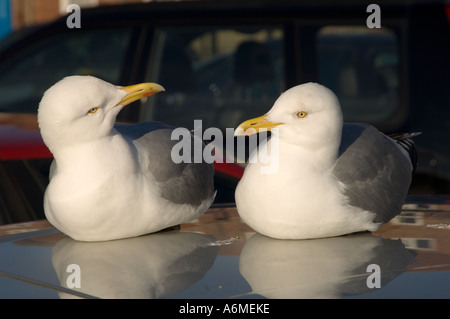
[389,132,422,140]
[389,132,421,174]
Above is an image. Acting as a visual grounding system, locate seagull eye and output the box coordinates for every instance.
[87,107,99,115]
[296,111,308,119]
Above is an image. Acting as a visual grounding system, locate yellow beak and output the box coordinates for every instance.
[234,114,284,136]
[117,82,165,107]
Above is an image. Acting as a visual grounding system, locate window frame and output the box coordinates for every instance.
[0,22,146,120]
[294,18,409,132]
[140,22,289,128]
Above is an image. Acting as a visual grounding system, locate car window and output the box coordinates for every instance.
[316,26,400,126]
[0,27,133,113]
[144,26,285,130]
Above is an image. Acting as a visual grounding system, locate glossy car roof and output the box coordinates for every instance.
[1,200,450,299]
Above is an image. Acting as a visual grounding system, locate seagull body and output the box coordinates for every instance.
[235,83,417,240]
[38,76,215,242]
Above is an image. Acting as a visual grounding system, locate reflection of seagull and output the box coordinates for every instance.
[235,83,418,239]
[239,233,415,298]
[38,76,215,242]
[52,231,218,298]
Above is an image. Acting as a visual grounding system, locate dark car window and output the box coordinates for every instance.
[316,26,401,128]
[0,27,133,113]
[144,26,285,130]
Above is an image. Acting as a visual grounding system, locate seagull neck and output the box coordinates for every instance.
[52,135,128,173]
[278,136,340,171]
[315,146,340,169]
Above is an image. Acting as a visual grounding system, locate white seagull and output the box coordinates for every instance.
[234,82,418,240]
[38,75,215,242]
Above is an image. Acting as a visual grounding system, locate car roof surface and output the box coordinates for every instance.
[1,199,450,299]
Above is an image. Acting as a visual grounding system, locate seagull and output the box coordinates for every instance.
[234,82,418,240]
[38,75,215,242]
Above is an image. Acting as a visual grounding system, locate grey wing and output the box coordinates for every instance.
[116,122,215,206]
[333,123,413,223]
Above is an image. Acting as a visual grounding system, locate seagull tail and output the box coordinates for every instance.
[389,132,421,174]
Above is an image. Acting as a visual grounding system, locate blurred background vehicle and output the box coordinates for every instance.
[0,0,449,224]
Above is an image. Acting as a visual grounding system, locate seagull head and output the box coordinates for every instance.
[235,82,343,150]
[38,75,164,152]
